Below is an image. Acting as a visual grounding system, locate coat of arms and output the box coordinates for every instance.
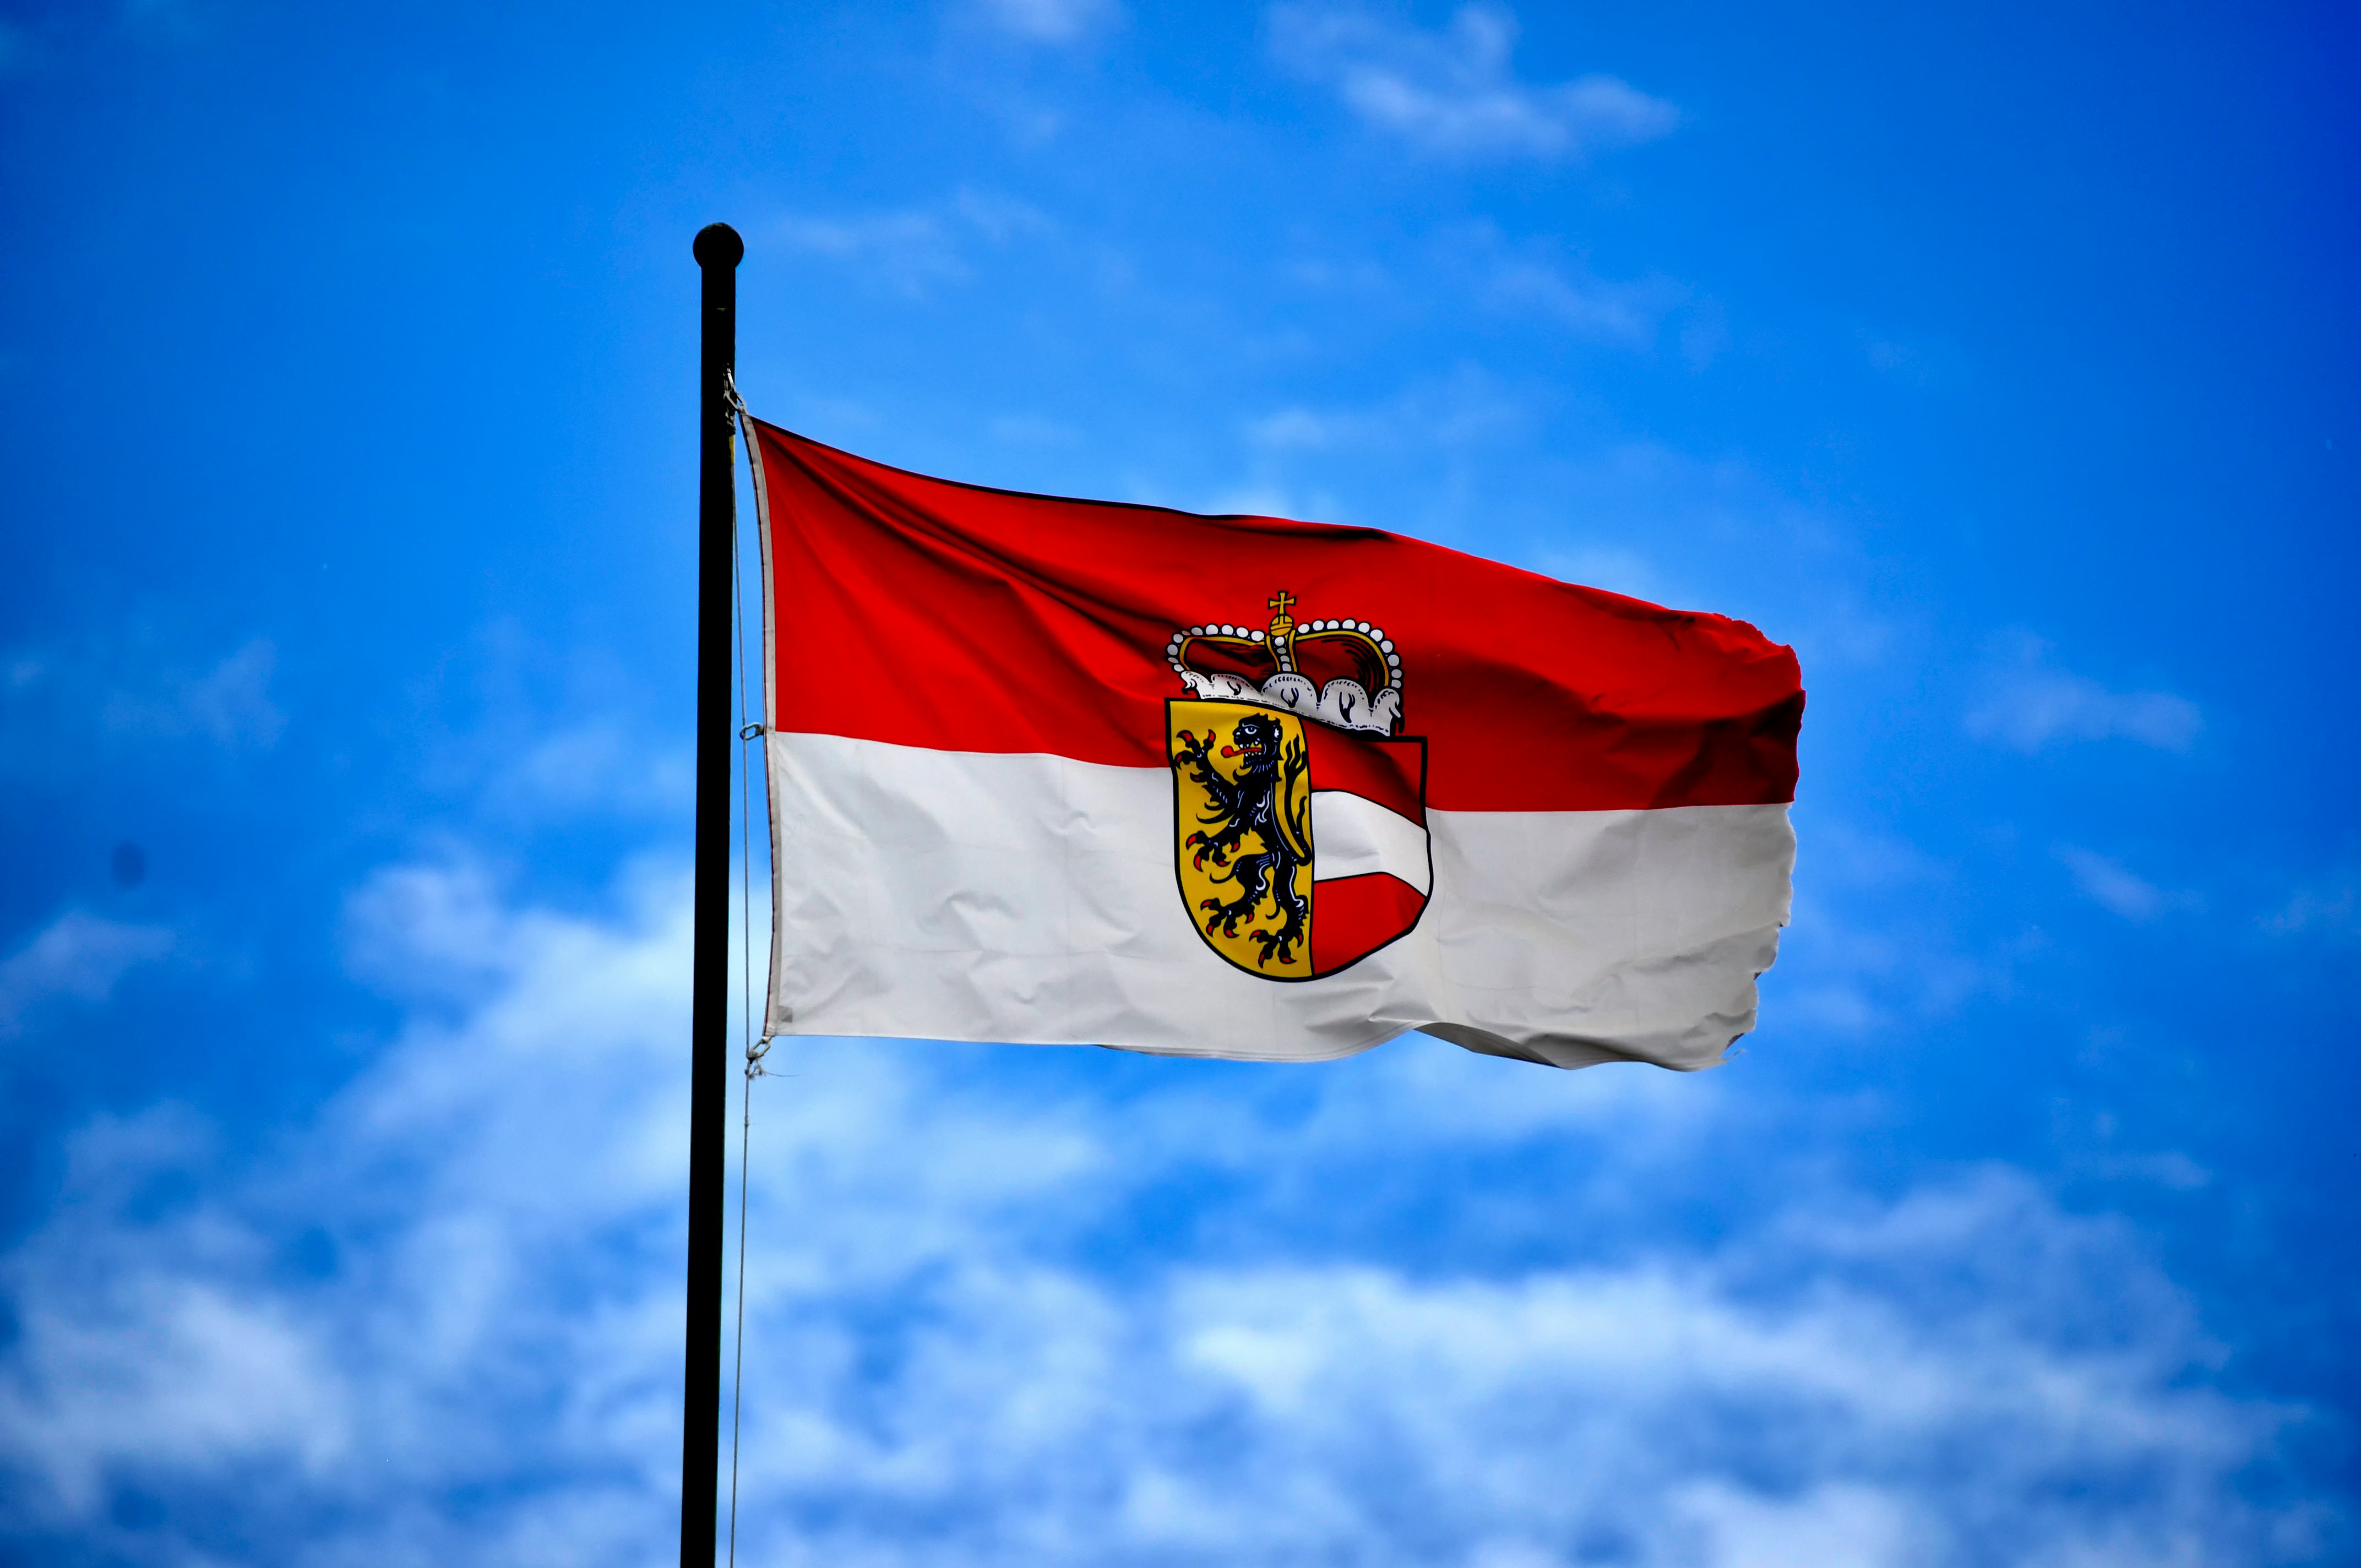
[1167,590,1430,980]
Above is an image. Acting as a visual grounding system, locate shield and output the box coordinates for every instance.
[1169,699,1430,981]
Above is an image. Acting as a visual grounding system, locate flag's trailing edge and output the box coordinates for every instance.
[746,418,1802,1070]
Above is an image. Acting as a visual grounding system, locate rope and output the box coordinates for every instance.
[725,1035,768,1568]
[723,379,771,1568]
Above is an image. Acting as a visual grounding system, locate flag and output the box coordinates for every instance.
[746,419,1802,1070]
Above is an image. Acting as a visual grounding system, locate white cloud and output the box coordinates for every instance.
[1,1262,351,1512]
[1675,1480,1921,1567]
[776,187,1056,298]
[0,910,173,1032]
[1271,2,1677,161]
[1780,979,1887,1032]
[712,1168,2299,1566]
[1244,406,1347,451]
[2,634,286,778]
[948,186,1056,243]
[2056,845,2200,922]
[1216,369,1530,519]
[106,637,286,748]
[1802,820,1940,893]
[1967,633,2201,753]
[975,0,1119,45]
[1418,219,1693,345]
[1241,367,1530,458]
[777,210,966,292]
[0,857,2326,1562]
[1769,819,1982,1036]
[1485,253,1681,341]
[2262,878,2358,941]
[2075,1148,2212,1191]
[476,720,693,824]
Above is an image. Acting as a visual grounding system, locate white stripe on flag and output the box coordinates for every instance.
[765,733,1793,1069]
[1310,789,1431,894]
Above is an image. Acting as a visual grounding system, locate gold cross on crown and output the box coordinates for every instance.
[1266,589,1297,637]
[1265,589,1300,674]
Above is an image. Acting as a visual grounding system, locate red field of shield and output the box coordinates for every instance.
[1302,723,1429,977]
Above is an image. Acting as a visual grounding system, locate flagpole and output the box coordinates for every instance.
[683,219,742,1568]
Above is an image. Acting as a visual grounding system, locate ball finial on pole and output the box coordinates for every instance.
[694,222,744,270]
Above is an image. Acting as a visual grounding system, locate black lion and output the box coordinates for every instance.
[1173,711,1312,968]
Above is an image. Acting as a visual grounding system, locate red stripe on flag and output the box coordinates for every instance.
[753,421,1801,813]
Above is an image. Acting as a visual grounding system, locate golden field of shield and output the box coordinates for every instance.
[1168,699,1316,979]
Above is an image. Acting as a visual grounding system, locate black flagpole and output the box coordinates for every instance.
[683,220,742,1568]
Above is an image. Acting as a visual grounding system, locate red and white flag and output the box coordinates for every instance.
[747,420,1802,1070]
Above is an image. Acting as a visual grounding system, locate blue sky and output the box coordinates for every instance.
[2,0,2356,1562]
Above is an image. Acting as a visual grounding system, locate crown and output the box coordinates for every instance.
[1166,589,1404,735]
